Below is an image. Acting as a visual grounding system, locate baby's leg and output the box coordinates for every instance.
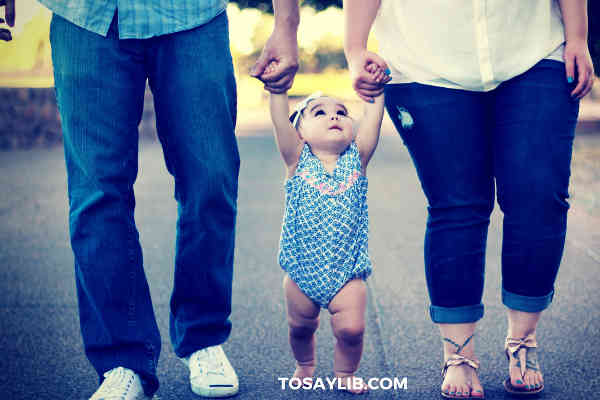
[328,279,368,394]
[283,275,320,379]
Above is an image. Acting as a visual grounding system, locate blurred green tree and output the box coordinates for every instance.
[231,0,341,13]
[232,0,599,75]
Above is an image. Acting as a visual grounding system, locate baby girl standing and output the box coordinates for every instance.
[267,62,389,394]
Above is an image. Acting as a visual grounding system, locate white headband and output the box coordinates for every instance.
[290,91,324,128]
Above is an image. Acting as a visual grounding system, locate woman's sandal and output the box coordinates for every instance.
[503,333,544,395]
[441,335,485,399]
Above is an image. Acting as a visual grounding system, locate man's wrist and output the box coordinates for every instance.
[274,20,299,36]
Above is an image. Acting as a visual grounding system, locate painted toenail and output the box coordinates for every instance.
[516,380,523,384]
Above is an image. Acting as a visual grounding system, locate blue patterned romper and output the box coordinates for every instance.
[279,141,372,308]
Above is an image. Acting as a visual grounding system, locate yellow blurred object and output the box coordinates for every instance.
[289,72,354,99]
[0,11,52,73]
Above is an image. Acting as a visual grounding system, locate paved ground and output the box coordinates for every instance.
[1,131,599,399]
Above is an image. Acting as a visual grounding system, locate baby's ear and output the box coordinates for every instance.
[296,126,304,140]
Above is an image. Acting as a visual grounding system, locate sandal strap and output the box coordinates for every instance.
[505,333,537,357]
[443,334,474,354]
[505,334,540,378]
[441,354,480,377]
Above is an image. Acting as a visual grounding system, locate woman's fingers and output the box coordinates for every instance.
[356,79,382,90]
[570,55,594,99]
[574,71,593,100]
[348,50,390,102]
[365,52,389,74]
[353,79,384,98]
[570,59,587,98]
[564,52,576,84]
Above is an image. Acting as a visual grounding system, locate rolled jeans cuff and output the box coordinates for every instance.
[502,288,554,312]
[429,303,484,323]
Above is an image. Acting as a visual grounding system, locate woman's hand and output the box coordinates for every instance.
[564,39,595,99]
[347,49,391,103]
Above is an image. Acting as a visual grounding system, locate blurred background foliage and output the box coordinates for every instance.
[232,0,341,13]
[1,0,598,149]
[2,0,597,86]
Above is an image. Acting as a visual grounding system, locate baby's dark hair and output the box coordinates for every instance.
[289,110,299,126]
[289,109,307,129]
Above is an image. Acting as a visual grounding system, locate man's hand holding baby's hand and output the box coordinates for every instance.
[251,26,299,94]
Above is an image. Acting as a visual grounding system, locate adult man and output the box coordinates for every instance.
[1,0,301,398]
[38,0,240,398]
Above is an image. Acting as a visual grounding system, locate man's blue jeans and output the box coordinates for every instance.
[50,11,239,395]
[384,60,579,324]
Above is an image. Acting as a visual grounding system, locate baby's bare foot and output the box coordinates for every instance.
[293,363,315,380]
[336,374,368,395]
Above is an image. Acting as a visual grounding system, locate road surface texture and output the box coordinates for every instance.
[1,131,599,399]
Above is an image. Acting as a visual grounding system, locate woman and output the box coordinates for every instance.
[344,0,594,398]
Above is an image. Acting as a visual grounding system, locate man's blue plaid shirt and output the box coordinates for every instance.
[38,0,228,39]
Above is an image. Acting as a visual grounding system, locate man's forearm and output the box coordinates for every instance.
[273,0,300,32]
[343,0,381,56]
[558,0,588,42]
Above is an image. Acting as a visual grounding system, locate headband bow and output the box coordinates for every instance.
[290,91,324,128]
[505,334,537,356]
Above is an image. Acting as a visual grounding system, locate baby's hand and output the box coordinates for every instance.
[263,61,288,93]
[264,61,279,77]
[365,62,388,85]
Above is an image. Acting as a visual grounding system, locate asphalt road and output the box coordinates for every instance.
[1,135,599,399]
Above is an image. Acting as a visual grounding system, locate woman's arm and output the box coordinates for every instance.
[356,93,385,174]
[343,0,390,102]
[558,0,595,99]
[270,92,304,174]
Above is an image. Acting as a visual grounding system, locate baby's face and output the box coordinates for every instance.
[298,97,354,152]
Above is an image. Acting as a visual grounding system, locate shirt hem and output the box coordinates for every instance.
[38,0,226,39]
[118,7,227,39]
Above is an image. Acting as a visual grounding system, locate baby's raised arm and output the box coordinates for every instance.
[356,90,384,173]
[270,92,304,175]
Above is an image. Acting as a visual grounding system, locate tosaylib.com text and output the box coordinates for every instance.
[278,376,408,391]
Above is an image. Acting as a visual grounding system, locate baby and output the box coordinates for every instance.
[267,62,387,394]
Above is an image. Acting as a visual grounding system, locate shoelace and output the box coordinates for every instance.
[94,367,134,400]
[195,347,225,376]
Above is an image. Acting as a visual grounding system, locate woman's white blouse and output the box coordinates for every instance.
[373,0,565,91]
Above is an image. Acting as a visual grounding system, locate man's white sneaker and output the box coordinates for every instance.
[181,345,239,398]
[89,366,150,400]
